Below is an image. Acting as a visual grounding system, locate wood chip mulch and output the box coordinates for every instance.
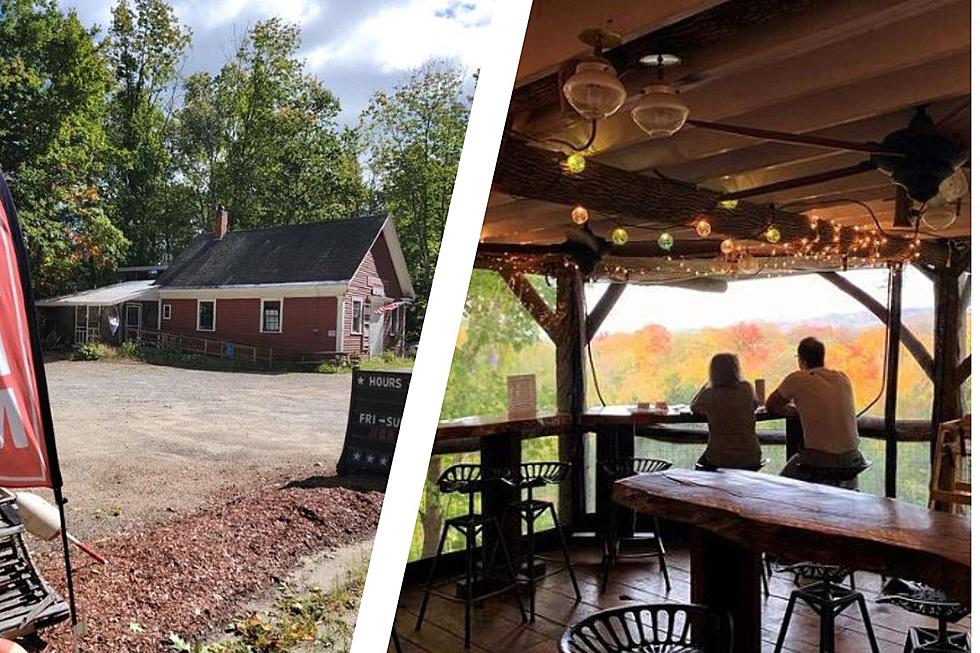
[30,476,383,652]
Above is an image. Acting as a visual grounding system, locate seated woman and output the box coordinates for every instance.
[690,353,763,470]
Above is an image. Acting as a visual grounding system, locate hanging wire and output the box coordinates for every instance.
[509,120,598,153]
[587,337,607,407]
[855,266,894,418]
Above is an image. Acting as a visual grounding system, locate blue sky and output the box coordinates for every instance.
[59,0,493,125]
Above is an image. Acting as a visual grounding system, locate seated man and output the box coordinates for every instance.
[766,337,868,481]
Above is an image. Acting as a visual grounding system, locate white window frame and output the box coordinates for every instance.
[351,298,364,335]
[162,303,172,320]
[259,298,283,334]
[196,299,216,332]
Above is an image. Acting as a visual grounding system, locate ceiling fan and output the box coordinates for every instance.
[558,28,970,209]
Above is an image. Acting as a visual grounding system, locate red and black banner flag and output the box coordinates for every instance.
[0,173,62,489]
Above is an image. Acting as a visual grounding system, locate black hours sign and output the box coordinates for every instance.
[336,369,411,475]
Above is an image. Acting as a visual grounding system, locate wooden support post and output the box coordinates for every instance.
[554,265,588,525]
[883,264,903,498]
[931,257,968,432]
[818,271,933,379]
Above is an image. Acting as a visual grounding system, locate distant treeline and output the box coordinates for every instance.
[0,0,470,339]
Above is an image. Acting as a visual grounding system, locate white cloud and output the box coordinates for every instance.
[306,0,493,73]
[173,0,323,29]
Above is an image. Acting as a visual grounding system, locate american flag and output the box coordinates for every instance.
[374,299,410,315]
[0,175,55,487]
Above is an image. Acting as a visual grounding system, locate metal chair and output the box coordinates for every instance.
[560,603,733,653]
[598,457,672,594]
[502,461,580,621]
[773,562,879,653]
[879,581,970,652]
[415,464,526,648]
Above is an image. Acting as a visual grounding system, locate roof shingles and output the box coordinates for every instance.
[155,216,387,288]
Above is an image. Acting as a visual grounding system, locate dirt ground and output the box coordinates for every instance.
[40,359,354,542]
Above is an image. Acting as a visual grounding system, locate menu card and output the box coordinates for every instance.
[507,374,537,419]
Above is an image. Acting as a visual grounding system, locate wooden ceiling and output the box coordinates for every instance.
[483,0,971,276]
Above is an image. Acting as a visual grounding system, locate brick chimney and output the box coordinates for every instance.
[213,205,229,239]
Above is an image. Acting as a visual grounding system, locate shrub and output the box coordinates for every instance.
[316,362,340,374]
[120,340,143,359]
[71,342,115,361]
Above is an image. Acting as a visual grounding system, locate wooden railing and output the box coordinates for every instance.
[138,329,275,366]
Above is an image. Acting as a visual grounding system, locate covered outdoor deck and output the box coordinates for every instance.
[395,540,971,653]
[399,0,971,650]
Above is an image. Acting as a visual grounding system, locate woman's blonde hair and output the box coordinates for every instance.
[709,353,742,387]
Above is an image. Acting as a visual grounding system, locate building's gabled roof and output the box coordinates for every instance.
[155,215,394,289]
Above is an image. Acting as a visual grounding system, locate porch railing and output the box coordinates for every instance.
[137,329,275,366]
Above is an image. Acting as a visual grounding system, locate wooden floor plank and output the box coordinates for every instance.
[394,539,969,652]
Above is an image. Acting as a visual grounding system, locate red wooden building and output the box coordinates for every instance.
[154,209,415,359]
[38,209,414,360]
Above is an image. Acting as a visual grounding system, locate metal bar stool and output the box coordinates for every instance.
[415,464,526,648]
[774,460,878,653]
[878,580,970,652]
[560,603,734,653]
[502,461,580,621]
[598,457,672,594]
[774,562,879,653]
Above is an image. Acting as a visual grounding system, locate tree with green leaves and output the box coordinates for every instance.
[170,19,367,237]
[104,0,190,265]
[0,0,127,294]
[360,61,471,342]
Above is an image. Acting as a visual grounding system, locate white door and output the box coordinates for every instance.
[368,299,385,356]
[125,303,142,340]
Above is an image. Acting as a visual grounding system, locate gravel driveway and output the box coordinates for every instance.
[40,360,353,541]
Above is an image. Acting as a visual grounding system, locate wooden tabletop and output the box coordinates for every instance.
[581,405,781,427]
[613,469,971,603]
[435,410,570,441]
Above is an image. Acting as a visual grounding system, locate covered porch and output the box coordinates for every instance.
[397,0,970,650]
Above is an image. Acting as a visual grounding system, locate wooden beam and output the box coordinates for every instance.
[586,283,626,341]
[598,51,970,173]
[719,160,878,201]
[955,355,971,387]
[883,265,903,498]
[500,270,558,341]
[817,272,933,379]
[493,137,944,266]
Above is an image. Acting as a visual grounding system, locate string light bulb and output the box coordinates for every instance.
[657,232,674,251]
[611,227,629,246]
[694,218,712,237]
[737,252,761,275]
[571,205,589,225]
[719,199,739,210]
[720,238,735,255]
[764,225,781,244]
[563,152,587,174]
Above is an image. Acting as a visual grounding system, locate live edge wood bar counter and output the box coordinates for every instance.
[613,469,971,652]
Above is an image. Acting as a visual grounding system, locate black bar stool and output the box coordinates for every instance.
[774,461,878,653]
[774,562,878,653]
[560,603,734,653]
[415,463,526,648]
[598,457,672,594]
[503,461,580,620]
[878,581,970,652]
